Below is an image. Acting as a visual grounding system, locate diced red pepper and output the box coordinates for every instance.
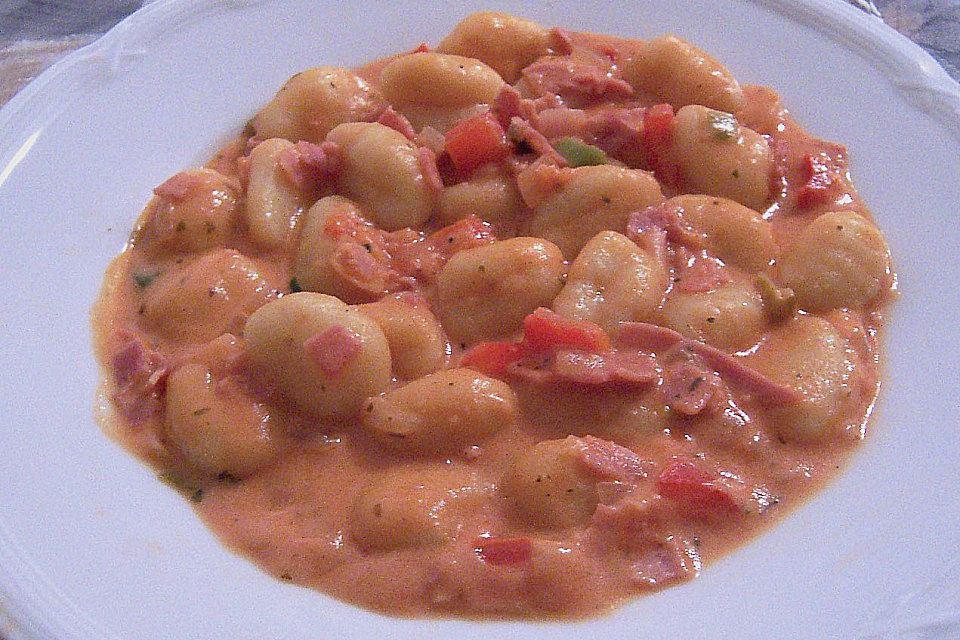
[656,460,738,514]
[642,103,674,148]
[444,111,510,175]
[474,536,532,566]
[461,342,522,377]
[520,308,611,355]
[641,104,682,187]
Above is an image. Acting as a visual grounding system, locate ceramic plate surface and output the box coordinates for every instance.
[1,1,958,638]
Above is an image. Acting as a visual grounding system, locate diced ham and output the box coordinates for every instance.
[656,459,739,515]
[616,322,685,351]
[547,27,575,55]
[509,117,568,166]
[278,140,340,191]
[626,204,704,263]
[515,156,572,208]
[521,58,633,107]
[377,106,417,142]
[111,334,168,425]
[661,361,724,416]
[153,172,202,200]
[417,147,443,195]
[674,256,731,294]
[303,325,362,376]
[630,544,691,589]
[550,349,657,387]
[474,536,532,566]
[575,435,651,481]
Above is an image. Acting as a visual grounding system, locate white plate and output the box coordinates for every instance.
[1,1,958,638]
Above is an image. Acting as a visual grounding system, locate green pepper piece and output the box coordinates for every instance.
[553,137,608,167]
[756,273,796,322]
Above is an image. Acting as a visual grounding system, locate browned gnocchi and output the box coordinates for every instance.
[96,12,894,621]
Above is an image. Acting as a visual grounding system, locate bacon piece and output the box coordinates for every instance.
[417,147,443,196]
[377,106,417,141]
[575,435,651,481]
[509,117,568,166]
[278,140,340,191]
[474,536,532,566]
[303,325,362,376]
[616,322,685,351]
[608,351,659,384]
[153,172,202,200]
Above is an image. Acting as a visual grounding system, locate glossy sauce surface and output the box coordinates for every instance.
[93,13,894,619]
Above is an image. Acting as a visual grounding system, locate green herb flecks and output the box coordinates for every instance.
[553,137,608,167]
[289,276,303,293]
[133,270,161,288]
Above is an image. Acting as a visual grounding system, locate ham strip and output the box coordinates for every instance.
[618,322,803,406]
[303,325,362,376]
[278,140,340,191]
[377,106,417,141]
[575,435,651,481]
[417,147,443,196]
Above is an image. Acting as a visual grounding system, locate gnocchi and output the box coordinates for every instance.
[98,14,894,621]
[244,292,391,417]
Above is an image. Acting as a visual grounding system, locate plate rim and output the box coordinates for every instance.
[0,1,957,638]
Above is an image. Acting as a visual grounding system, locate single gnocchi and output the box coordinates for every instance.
[670,105,773,212]
[244,138,310,250]
[438,165,524,236]
[779,211,891,311]
[244,292,391,417]
[327,122,434,230]
[357,296,447,379]
[553,231,667,333]
[165,363,280,477]
[529,165,664,260]
[437,12,554,83]
[621,35,744,113]
[138,249,280,343]
[659,280,766,351]
[362,368,517,454]
[139,169,238,255]
[436,237,565,341]
[253,66,386,143]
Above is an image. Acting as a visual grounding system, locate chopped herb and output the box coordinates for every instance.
[478,264,486,273]
[553,136,608,167]
[600,196,612,204]
[137,303,146,315]
[190,489,204,503]
[175,220,187,232]
[362,242,373,252]
[706,110,738,140]
[280,573,293,581]
[133,270,160,288]
[205,221,217,234]
[706,316,716,324]
[289,276,303,293]
[192,407,211,416]
[731,169,740,178]
[217,471,241,484]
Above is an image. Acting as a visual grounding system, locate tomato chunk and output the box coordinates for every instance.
[656,460,738,514]
[521,308,611,354]
[444,111,510,175]
[796,151,847,209]
[461,342,522,377]
[642,103,674,148]
[474,536,532,566]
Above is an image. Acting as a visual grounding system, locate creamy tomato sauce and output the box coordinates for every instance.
[93,12,895,619]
